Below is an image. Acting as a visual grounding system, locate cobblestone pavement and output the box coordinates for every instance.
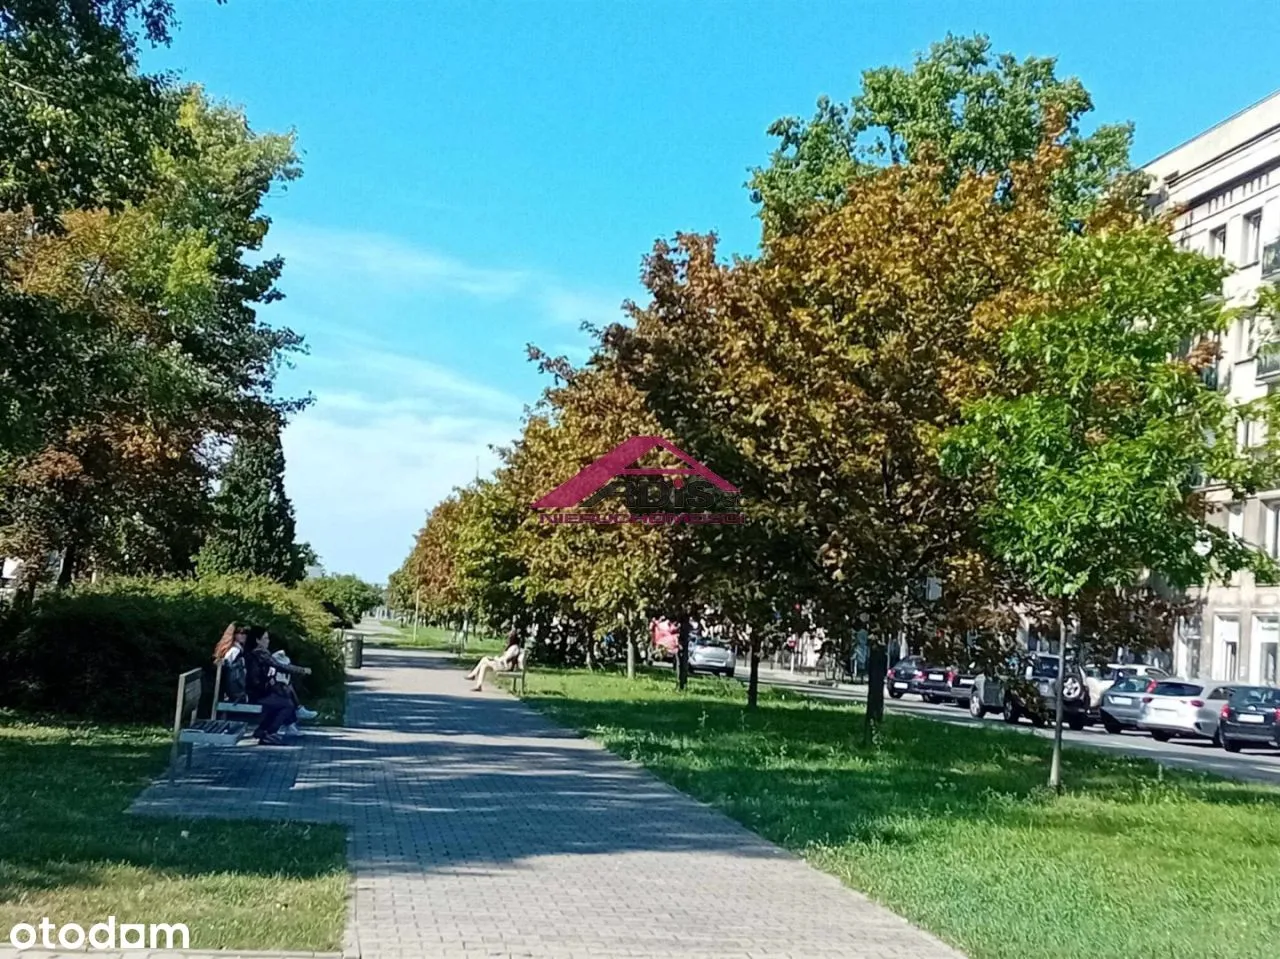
[132,645,964,959]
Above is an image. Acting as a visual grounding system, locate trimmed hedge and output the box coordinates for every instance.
[0,574,343,723]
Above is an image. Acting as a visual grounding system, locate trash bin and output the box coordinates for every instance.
[344,632,364,669]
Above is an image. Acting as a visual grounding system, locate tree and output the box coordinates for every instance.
[749,33,1135,236]
[299,573,384,629]
[197,428,308,586]
[943,219,1280,790]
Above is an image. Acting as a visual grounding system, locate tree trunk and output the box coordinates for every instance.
[747,630,761,710]
[1049,613,1069,792]
[626,627,636,680]
[56,539,80,589]
[863,641,888,745]
[677,612,691,690]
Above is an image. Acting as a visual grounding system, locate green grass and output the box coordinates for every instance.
[0,712,347,951]
[374,623,506,656]
[524,668,1280,959]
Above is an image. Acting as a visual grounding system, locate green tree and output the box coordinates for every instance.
[299,573,384,629]
[749,33,1135,236]
[943,221,1280,790]
[197,428,308,586]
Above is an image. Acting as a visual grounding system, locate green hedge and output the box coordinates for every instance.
[0,574,343,723]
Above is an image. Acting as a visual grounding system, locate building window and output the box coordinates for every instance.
[1215,615,1240,680]
[1263,642,1279,685]
[1211,225,1229,261]
[1228,503,1245,540]
[1265,502,1280,558]
[1243,210,1263,264]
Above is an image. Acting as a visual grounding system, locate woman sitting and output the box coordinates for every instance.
[465,631,523,692]
[213,623,250,703]
[245,626,313,744]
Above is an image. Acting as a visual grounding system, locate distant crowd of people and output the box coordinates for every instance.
[213,623,319,745]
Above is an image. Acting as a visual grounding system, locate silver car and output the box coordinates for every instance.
[1099,673,1162,733]
[1137,678,1237,743]
[688,638,735,677]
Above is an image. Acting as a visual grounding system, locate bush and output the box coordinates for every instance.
[0,574,343,722]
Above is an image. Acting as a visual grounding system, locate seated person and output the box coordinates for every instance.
[270,649,319,733]
[466,631,523,692]
[245,626,313,744]
[213,623,250,703]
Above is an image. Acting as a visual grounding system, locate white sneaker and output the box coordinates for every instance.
[296,706,318,721]
[282,723,301,736]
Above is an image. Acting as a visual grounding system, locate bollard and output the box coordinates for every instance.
[344,632,364,669]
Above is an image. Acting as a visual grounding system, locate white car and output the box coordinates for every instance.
[1136,678,1237,743]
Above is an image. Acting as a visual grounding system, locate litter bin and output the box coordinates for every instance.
[344,632,364,669]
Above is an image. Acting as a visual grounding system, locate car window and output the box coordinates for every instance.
[1150,681,1204,698]
[1112,676,1152,693]
[1031,658,1075,679]
[1206,686,1234,701]
[1229,686,1280,706]
[694,638,729,648]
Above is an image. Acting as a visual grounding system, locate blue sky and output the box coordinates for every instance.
[146,1,1278,583]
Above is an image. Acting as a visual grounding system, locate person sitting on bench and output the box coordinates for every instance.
[466,631,522,692]
[213,623,250,703]
[245,626,312,744]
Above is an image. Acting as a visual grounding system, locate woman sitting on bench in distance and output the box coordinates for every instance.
[213,623,250,702]
[245,626,313,745]
[465,630,522,692]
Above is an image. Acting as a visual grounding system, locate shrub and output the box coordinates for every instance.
[0,574,342,722]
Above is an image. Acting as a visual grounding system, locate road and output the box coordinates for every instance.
[733,663,1280,788]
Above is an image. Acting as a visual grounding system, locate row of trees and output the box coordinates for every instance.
[392,38,1280,764]
[0,0,319,592]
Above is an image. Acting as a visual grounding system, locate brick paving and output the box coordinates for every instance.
[130,644,964,959]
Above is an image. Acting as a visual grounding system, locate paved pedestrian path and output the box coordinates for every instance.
[132,645,963,959]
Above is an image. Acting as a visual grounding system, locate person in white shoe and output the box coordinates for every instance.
[270,649,319,732]
[466,631,522,692]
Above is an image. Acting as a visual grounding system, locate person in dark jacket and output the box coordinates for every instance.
[244,626,311,745]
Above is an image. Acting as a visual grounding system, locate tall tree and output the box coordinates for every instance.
[943,219,1280,789]
[197,428,307,586]
[749,33,1135,236]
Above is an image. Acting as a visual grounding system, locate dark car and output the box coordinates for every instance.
[887,655,928,699]
[1218,685,1280,752]
[916,665,974,706]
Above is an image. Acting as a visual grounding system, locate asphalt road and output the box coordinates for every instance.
[734,664,1280,788]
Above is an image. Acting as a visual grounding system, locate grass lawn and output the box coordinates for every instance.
[523,668,1280,959]
[0,712,347,951]
[374,622,505,656]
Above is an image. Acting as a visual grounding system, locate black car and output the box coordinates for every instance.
[916,665,974,706]
[886,655,928,699]
[1218,685,1280,752]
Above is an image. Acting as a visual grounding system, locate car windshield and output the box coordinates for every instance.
[1228,686,1280,706]
[693,638,729,649]
[1150,681,1204,698]
[1030,657,1073,679]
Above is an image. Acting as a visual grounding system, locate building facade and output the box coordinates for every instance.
[1145,90,1280,685]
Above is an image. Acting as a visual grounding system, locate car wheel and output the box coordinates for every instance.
[1002,700,1020,724]
[726,670,735,679]
[889,689,904,699]
[969,695,987,719]
[1211,729,1222,748]
[1102,718,1123,735]
[1067,716,1086,731]
[1029,712,1046,728]
[921,694,936,704]
[1150,730,1172,742]
[1222,736,1242,753]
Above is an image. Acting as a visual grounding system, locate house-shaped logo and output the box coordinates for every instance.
[531,435,743,526]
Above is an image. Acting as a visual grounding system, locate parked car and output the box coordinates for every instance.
[1217,685,1280,752]
[917,664,975,706]
[688,636,735,677]
[1099,673,1164,734]
[887,655,929,699]
[1084,663,1168,715]
[970,655,1091,729]
[1136,679,1236,743]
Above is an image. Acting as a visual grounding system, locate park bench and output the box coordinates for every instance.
[492,648,529,696]
[169,668,248,782]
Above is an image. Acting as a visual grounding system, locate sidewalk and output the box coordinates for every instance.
[131,646,963,959]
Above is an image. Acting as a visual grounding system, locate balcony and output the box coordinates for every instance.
[1258,341,1280,381]
[1264,239,1280,280]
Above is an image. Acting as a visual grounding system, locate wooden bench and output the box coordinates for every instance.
[169,668,248,782]
[492,649,529,696]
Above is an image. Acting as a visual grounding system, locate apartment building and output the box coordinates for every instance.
[1145,90,1280,685]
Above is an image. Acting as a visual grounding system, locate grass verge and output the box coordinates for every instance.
[373,623,505,656]
[0,712,347,951]
[523,668,1280,959]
